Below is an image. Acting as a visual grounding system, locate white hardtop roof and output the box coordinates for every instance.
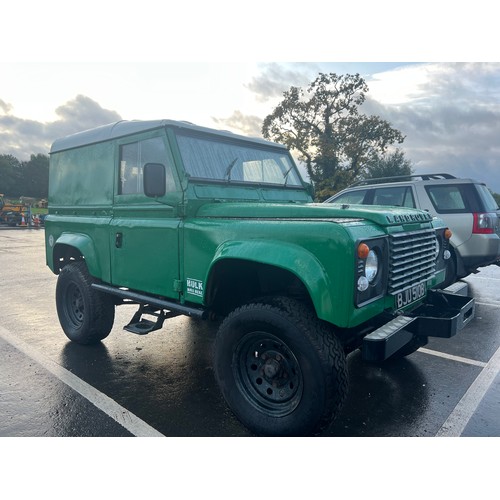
[50,119,285,154]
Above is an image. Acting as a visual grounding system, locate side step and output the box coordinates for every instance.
[124,305,179,335]
[362,315,416,362]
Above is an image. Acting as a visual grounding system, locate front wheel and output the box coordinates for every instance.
[214,297,348,436]
[56,261,115,344]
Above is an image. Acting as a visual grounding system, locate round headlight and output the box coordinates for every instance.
[365,249,379,283]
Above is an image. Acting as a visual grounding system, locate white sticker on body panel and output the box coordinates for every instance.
[186,278,204,297]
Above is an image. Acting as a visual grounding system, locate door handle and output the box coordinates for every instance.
[115,232,123,248]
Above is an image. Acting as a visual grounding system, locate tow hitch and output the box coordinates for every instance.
[362,282,475,362]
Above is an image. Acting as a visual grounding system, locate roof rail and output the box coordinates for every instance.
[350,173,456,187]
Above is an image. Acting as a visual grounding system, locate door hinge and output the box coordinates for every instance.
[178,204,187,218]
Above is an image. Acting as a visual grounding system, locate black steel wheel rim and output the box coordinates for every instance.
[233,331,303,417]
[65,282,85,327]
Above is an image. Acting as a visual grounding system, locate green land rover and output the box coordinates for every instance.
[45,119,475,436]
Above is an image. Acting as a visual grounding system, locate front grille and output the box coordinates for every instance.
[388,229,437,294]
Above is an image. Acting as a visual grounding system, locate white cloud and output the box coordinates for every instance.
[0,95,121,159]
[368,64,434,105]
[363,63,500,191]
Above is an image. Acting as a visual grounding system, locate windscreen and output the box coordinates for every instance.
[175,132,302,186]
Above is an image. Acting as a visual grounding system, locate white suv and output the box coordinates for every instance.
[325,173,500,286]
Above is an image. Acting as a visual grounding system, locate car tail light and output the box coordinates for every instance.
[473,213,496,234]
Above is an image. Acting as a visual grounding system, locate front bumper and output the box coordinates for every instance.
[362,282,475,362]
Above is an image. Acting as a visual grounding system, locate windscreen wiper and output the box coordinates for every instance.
[225,158,238,182]
[283,166,294,186]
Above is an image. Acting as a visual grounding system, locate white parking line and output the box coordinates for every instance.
[467,275,500,282]
[418,348,487,367]
[435,345,500,437]
[0,325,165,437]
[475,301,500,308]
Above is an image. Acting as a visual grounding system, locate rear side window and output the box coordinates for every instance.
[425,185,468,213]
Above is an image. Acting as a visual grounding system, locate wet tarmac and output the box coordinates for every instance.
[1,228,499,438]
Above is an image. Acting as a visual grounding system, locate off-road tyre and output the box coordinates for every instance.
[56,260,115,344]
[214,296,348,436]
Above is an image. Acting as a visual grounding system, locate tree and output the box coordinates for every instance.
[0,153,49,198]
[20,154,49,198]
[363,148,414,180]
[262,73,405,201]
[493,192,500,207]
[0,154,22,196]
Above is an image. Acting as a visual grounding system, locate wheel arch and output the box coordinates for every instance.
[51,233,101,277]
[204,240,334,319]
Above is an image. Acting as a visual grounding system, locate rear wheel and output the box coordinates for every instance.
[214,297,348,436]
[56,261,115,344]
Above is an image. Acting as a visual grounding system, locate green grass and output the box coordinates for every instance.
[30,208,48,215]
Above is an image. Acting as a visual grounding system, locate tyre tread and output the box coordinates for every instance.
[56,261,114,344]
[215,296,348,435]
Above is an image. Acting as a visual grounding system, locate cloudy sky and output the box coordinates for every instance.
[2,61,499,191]
[2,2,499,192]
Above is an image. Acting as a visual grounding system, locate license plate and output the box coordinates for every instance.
[395,282,426,309]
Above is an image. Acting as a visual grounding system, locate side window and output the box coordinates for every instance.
[332,190,368,204]
[119,137,176,195]
[426,185,467,213]
[372,186,415,207]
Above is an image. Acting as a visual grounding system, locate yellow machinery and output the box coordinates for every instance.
[0,194,29,226]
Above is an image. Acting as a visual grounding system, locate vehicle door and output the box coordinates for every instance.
[110,131,182,299]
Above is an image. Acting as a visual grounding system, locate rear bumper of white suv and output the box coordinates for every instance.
[457,233,500,271]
